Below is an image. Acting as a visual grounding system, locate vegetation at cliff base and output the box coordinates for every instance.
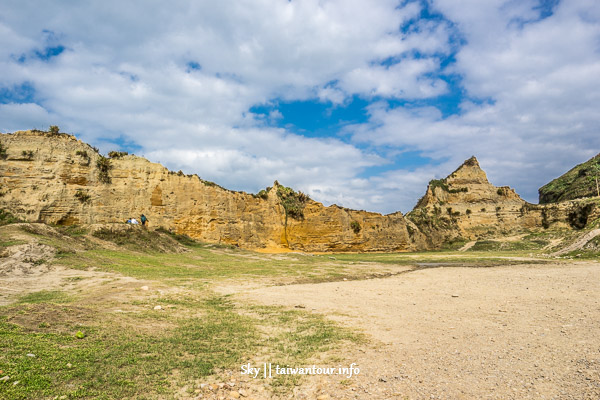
[0,209,22,226]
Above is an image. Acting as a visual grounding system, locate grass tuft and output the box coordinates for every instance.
[17,290,72,304]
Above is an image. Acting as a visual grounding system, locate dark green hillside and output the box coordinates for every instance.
[539,153,600,204]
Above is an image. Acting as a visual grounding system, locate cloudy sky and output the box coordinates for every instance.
[1,0,599,214]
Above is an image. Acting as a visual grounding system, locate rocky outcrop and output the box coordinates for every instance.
[539,153,600,203]
[2,131,598,252]
[407,156,600,247]
[0,130,426,252]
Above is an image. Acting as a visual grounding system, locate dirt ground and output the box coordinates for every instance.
[2,223,599,399]
[235,261,600,399]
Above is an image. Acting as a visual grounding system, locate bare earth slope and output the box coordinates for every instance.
[551,229,600,256]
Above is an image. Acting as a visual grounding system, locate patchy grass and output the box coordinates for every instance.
[154,227,199,247]
[0,224,370,398]
[0,222,564,399]
[0,209,22,226]
[0,298,256,399]
[328,251,545,266]
[563,234,600,259]
[17,291,72,304]
[0,239,26,248]
[0,294,360,399]
[90,227,184,253]
[467,239,550,252]
[54,242,368,284]
[57,225,89,238]
[53,243,536,286]
[249,306,362,393]
[564,250,600,259]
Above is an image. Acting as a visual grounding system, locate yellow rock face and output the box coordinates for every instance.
[408,156,596,245]
[0,130,426,252]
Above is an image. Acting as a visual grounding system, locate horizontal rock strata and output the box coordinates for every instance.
[0,130,426,252]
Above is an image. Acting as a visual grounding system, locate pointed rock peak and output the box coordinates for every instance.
[463,156,479,168]
[452,156,481,173]
[447,156,489,184]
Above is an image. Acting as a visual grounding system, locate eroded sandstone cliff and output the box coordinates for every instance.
[407,156,599,247]
[2,131,597,252]
[0,130,426,252]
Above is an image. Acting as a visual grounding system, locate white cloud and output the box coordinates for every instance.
[0,0,599,214]
[346,0,600,207]
[145,127,382,205]
[0,22,34,61]
[0,103,53,132]
[0,0,449,212]
[340,58,448,99]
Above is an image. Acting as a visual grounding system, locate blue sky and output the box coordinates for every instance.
[1,0,599,213]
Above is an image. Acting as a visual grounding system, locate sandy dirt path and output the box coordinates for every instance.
[458,241,476,251]
[237,261,600,399]
[551,229,600,256]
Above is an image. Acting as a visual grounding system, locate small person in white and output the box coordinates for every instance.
[130,218,139,224]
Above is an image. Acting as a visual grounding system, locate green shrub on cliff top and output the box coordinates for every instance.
[49,125,60,135]
[256,189,269,200]
[108,151,128,159]
[277,185,309,220]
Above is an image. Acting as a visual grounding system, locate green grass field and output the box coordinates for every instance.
[0,225,370,399]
